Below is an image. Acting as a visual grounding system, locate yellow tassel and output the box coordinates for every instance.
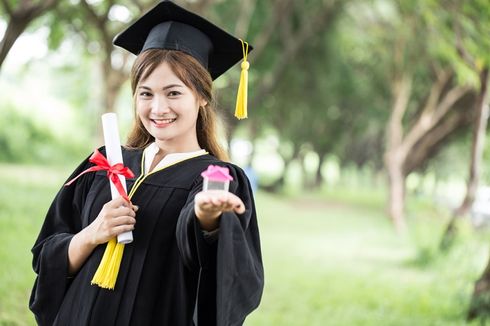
[235,40,250,120]
[91,239,125,290]
[91,238,116,286]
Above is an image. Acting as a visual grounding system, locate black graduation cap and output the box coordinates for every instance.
[113,0,253,81]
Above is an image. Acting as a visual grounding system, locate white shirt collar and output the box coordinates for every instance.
[143,142,206,174]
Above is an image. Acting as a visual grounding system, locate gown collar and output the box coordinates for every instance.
[143,142,206,174]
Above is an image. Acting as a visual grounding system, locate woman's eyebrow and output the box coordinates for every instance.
[161,84,184,90]
[138,84,184,90]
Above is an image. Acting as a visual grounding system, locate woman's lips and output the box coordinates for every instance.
[151,118,176,127]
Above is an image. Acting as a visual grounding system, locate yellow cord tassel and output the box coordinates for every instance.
[91,239,125,290]
[235,40,249,120]
[92,180,137,290]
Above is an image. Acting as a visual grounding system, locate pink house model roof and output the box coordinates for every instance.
[201,165,233,182]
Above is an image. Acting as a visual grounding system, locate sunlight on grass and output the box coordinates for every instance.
[246,192,487,326]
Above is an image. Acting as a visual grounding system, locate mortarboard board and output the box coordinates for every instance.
[113,0,252,119]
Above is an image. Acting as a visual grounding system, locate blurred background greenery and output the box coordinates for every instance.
[2,0,490,325]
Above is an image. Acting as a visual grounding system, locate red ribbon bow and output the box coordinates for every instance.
[65,149,135,202]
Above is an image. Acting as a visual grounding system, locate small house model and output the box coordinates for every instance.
[201,165,233,191]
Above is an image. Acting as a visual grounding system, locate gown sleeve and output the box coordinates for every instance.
[29,156,96,326]
[176,164,264,326]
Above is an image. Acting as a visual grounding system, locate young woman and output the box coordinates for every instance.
[29,2,263,325]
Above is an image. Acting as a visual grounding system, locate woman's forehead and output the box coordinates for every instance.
[140,62,183,85]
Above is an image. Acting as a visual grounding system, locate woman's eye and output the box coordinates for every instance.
[168,91,181,97]
[139,92,152,97]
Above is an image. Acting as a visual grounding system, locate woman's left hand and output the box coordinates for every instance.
[194,190,245,231]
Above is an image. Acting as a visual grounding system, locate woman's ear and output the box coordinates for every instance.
[199,99,208,108]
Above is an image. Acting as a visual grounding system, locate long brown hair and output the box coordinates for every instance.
[126,49,229,161]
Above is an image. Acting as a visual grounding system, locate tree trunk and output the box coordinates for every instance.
[94,57,128,145]
[314,153,325,188]
[0,0,61,70]
[468,253,490,322]
[384,68,470,232]
[384,74,412,232]
[385,151,407,232]
[456,67,489,216]
[0,17,29,68]
[261,144,298,193]
[440,67,489,251]
[298,151,308,190]
[102,69,124,114]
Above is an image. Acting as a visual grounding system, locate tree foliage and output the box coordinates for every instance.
[0,103,87,164]
[0,0,61,70]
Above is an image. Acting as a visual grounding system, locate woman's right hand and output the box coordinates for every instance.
[86,196,138,245]
[69,197,138,274]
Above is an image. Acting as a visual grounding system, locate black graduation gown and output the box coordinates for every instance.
[29,148,263,326]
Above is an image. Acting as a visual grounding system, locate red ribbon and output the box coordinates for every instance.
[65,149,135,202]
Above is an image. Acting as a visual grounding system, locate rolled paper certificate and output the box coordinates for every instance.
[102,113,133,244]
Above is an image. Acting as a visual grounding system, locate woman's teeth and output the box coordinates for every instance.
[152,118,176,124]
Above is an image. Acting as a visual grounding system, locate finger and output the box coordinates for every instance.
[219,204,233,212]
[210,196,225,206]
[198,202,215,211]
[224,195,245,214]
[209,193,240,210]
[111,224,135,237]
[195,192,212,205]
[221,195,242,209]
[110,215,136,227]
[199,206,221,217]
[112,206,136,218]
[105,196,127,209]
[234,203,246,214]
[223,201,242,213]
[116,196,130,206]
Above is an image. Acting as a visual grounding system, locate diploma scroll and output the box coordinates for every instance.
[102,113,133,244]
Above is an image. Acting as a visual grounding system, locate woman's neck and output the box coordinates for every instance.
[153,140,201,156]
[149,140,202,172]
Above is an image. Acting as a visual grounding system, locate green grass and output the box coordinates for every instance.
[0,164,487,325]
[0,164,70,326]
[246,191,487,325]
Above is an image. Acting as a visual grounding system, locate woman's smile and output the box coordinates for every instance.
[150,117,177,127]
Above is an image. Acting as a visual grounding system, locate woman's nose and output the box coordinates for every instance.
[151,96,170,114]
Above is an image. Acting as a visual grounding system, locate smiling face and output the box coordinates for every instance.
[136,61,207,153]
[126,50,228,161]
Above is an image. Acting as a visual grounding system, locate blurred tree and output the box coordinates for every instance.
[270,25,359,190]
[0,0,60,70]
[46,0,158,142]
[435,0,490,236]
[212,0,346,139]
[238,0,347,189]
[346,1,477,231]
[469,252,490,321]
[0,102,87,164]
[419,0,490,321]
